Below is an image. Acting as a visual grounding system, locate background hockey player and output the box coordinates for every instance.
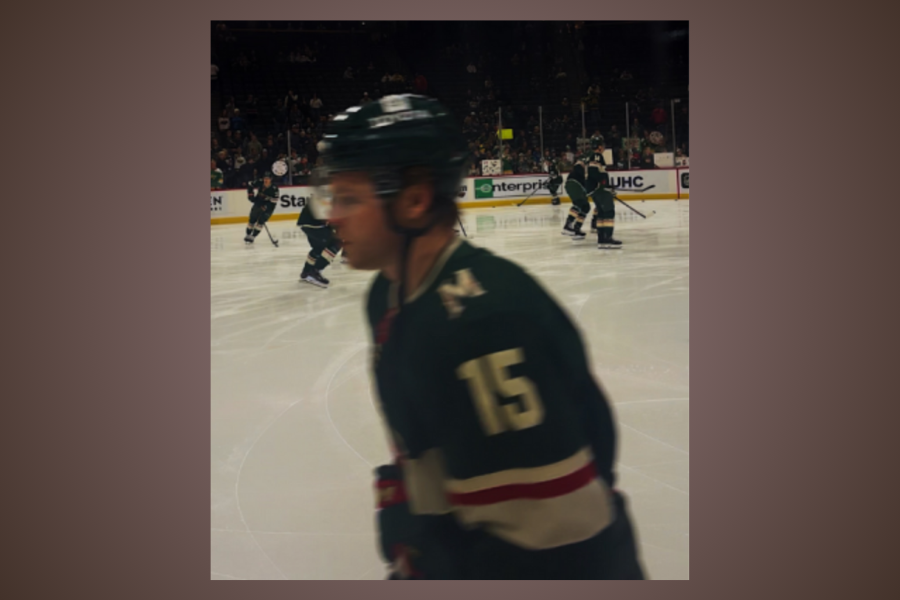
[544,156,563,206]
[297,196,342,288]
[561,153,591,241]
[244,172,279,244]
[318,94,645,580]
[586,138,622,249]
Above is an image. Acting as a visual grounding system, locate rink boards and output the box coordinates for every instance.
[211,167,690,225]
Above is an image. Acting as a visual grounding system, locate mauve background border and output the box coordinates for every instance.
[7,0,894,596]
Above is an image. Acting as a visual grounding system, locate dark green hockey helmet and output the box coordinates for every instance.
[318,94,468,208]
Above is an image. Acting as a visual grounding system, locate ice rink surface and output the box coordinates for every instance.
[211,199,689,580]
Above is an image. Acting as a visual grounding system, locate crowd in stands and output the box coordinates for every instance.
[211,21,688,190]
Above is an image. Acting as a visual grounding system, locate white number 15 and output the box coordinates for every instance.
[456,348,545,436]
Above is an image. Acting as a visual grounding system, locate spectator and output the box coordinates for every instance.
[297,155,312,178]
[344,66,354,79]
[360,92,372,105]
[629,148,641,169]
[309,94,323,119]
[630,117,642,138]
[233,149,248,184]
[230,109,245,133]
[289,149,302,174]
[485,76,493,89]
[651,104,667,129]
[286,89,300,109]
[501,148,514,175]
[289,124,302,150]
[224,130,238,151]
[607,125,622,152]
[211,63,219,80]
[211,138,221,159]
[247,133,263,160]
[640,146,657,169]
[215,150,233,186]
[289,104,303,127]
[467,62,477,74]
[211,160,224,190]
[217,109,231,134]
[265,134,279,157]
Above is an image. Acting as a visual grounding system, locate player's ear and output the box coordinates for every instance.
[397,180,435,226]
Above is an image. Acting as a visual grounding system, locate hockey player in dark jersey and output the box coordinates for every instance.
[562,154,591,241]
[588,139,622,250]
[244,172,279,244]
[545,158,563,206]
[296,197,342,288]
[317,94,645,580]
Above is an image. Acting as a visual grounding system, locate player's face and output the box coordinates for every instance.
[263,177,272,186]
[329,172,401,272]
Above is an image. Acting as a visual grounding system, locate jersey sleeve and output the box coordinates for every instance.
[413,262,617,560]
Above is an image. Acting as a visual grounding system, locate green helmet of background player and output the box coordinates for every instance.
[317,94,469,232]
[263,172,274,180]
[591,135,605,151]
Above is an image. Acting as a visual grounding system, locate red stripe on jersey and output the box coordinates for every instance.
[376,479,408,509]
[447,461,598,506]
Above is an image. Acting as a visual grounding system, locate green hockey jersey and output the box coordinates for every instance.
[366,238,619,578]
[585,151,608,194]
[247,180,279,205]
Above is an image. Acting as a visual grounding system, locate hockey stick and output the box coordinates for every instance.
[263,221,279,247]
[516,185,544,207]
[456,215,471,238]
[614,195,655,219]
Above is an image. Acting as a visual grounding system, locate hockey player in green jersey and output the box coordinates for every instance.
[244,172,279,244]
[296,194,342,288]
[545,158,563,206]
[561,153,591,241]
[317,94,645,580]
[585,137,622,249]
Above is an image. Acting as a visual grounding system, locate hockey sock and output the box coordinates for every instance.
[314,247,338,271]
[574,211,586,233]
[564,208,578,230]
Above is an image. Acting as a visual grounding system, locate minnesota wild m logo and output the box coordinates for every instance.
[438,269,486,318]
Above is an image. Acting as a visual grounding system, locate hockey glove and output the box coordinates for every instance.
[375,464,425,579]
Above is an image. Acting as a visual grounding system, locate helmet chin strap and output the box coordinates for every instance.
[381,194,442,311]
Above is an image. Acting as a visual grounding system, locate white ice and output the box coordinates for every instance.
[211,200,689,580]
